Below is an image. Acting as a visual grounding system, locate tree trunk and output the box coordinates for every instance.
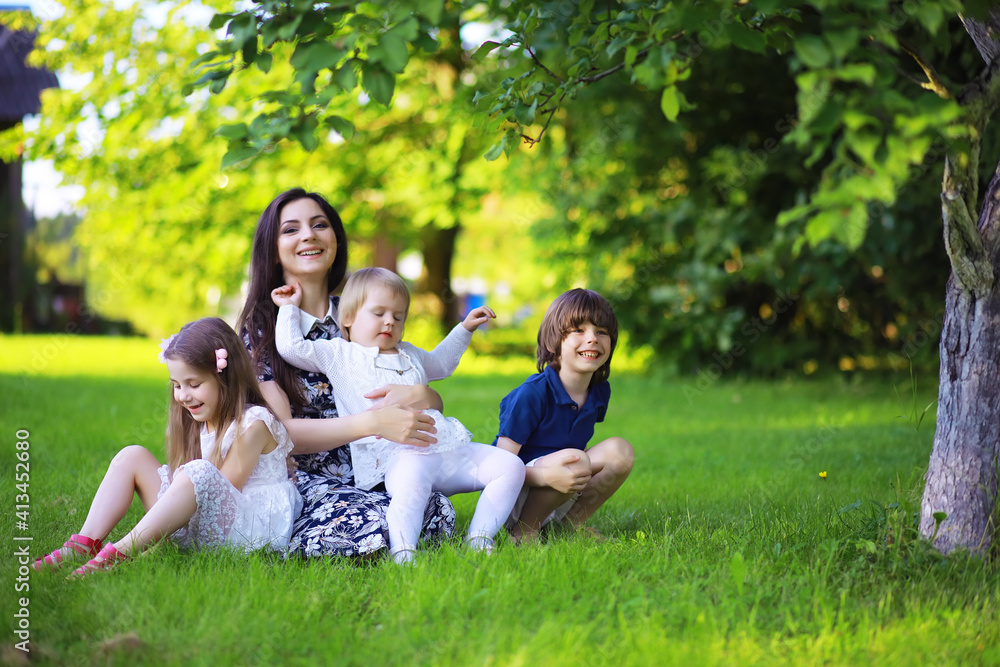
[419,224,461,330]
[920,157,1000,555]
[920,274,1000,554]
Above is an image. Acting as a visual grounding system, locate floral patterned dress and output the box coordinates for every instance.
[251,297,456,557]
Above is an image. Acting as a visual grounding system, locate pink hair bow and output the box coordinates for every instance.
[215,348,228,373]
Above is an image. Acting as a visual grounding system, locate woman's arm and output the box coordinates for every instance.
[261,380,438,455]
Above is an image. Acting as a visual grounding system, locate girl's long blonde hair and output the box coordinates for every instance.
[161,318,271,472]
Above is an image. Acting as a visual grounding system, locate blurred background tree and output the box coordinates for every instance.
[0,0,981,374]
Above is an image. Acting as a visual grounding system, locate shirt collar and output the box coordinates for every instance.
[542,364,577,406]
[299,297,337,338]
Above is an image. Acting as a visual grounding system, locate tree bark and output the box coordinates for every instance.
[919,10,1000,556]
[920,272,1000,555]
[921,162,1000,555]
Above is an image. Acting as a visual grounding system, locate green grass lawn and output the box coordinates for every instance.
[1,334,997,666]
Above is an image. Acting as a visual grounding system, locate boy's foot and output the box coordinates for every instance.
[578,526,610,542]
[507,525,541,546]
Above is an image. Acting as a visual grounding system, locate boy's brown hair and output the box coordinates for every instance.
[536,288,619,387]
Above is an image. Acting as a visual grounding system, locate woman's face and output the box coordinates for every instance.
[276,197,338,284]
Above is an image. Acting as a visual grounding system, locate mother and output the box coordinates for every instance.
[237,187,455,557]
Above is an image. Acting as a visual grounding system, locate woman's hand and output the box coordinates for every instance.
[271,282,302,307]
[365,384,443,411]
[368,405,438,447]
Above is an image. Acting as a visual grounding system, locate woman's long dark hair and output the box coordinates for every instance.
[237,188,348,412]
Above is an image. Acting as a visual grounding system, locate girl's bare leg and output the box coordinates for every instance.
[78,445,165,540]
[113,469,198,555]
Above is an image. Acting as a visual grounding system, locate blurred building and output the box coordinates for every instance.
[1,19,58,331]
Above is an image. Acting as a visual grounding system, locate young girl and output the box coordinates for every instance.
[272,268,525,563]
[494,289,635,544]
[33,318,302,576]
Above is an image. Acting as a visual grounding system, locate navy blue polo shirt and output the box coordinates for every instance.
[493,364,611,464]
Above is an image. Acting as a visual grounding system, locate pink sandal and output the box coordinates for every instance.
[69,543,130,578]
[33,534,103,571]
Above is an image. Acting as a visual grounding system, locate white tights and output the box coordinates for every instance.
[383,443,525,558]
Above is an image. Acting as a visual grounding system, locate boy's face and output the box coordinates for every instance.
[343,285,407,352]
[558,320,612,377]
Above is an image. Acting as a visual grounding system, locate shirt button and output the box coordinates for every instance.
[571,405,578,411]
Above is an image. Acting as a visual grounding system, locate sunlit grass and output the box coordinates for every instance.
[1,335,996,666]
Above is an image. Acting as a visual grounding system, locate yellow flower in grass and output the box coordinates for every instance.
[819,471,827,479]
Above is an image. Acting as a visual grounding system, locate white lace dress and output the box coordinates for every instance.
[275,304,475,491]
[156,405,303,552]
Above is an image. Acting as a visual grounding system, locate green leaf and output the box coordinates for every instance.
[255,50,272,73]
[776,204,814,227]
[216,123,248,140]
[221,142,259,169]
[607,33,634,58]
[242,35,257,67]
[291,115,319,152]
[916,4,944,34]
[794,35,831,68]
[484,134,506,161]
[361,63,395,105]
[729,25,767,54]
[415,0,445,24]
[503,127,520,158]
[334,62,358,91]
[805,208,842,246]
[660,86,680,121]
[843,202,868,250]
[291,41,346,73]
[388,17,419,42]
[833,63,876,85]
[208,12,234,30]
[473,41,502,61]
[514,98,538,125]
[325,115,355,139]
[824,28,859,62]
[369,33,410,73]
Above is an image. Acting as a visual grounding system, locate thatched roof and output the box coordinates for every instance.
[0,24,58,122]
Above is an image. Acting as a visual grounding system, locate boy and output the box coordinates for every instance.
[495,288,634,543]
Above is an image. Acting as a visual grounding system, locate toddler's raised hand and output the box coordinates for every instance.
[271,282,302,307]
[462,305,496,332]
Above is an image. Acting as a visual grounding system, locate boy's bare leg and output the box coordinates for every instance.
[564,437,634,529]
[511,450,592,544]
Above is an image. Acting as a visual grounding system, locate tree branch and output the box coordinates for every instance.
[960,10,1000,65]
[897,37,952,99]
[942,156,995,295]
[526,48,565,83]
[522,91,566,147]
